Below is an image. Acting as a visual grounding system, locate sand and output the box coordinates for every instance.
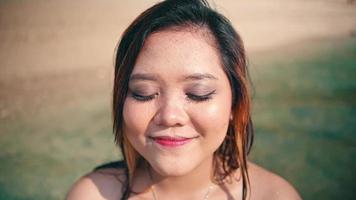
[0,0,355,118]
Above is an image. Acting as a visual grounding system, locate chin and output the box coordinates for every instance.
[147,156,199,177]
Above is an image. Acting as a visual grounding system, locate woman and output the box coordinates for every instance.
[67,0,301,199]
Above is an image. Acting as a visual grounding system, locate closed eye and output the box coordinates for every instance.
[131,92,157,102]
[186,90,216,102]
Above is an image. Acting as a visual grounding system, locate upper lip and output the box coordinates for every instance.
[149,135,198,140]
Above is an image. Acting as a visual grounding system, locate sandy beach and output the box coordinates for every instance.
[0,0,356,109]
[0,0,355,117]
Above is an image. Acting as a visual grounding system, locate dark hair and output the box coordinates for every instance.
[113,0,254,199]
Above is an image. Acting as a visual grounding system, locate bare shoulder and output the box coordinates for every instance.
[247,162,302,200]
[66,168,126,200]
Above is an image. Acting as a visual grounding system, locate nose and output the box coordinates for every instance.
[153,97,189,127]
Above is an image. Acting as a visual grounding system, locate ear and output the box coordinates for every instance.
[229,112,233,121]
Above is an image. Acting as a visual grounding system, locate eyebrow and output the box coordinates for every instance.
[129,72,218,82]
[130,73,159,82]
[184,73,218,81]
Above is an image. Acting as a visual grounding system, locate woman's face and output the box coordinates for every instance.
[123,29,232,176]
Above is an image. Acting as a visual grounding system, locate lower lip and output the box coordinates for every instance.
[151,137,194,147]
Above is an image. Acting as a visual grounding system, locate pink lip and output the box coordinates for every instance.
[150,136,195,147]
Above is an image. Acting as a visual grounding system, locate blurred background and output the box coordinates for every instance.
[0,0,355,199]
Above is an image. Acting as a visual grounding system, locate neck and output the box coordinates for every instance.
[148,156,215,198]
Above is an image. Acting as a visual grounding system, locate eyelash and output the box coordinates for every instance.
[131,93,156,102]
[131,90,216,102]
[186,90,216,102]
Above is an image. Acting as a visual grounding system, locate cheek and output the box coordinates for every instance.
[190,97,231,141]
[123,99,153,138]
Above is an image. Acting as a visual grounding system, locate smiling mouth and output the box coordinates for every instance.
[149,136,198,147]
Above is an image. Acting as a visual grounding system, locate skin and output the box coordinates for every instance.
[124,28,231,178]
[123,28,232,199]
[66,29,302,200]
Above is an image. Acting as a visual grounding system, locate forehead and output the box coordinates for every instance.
[132,28,225,80]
